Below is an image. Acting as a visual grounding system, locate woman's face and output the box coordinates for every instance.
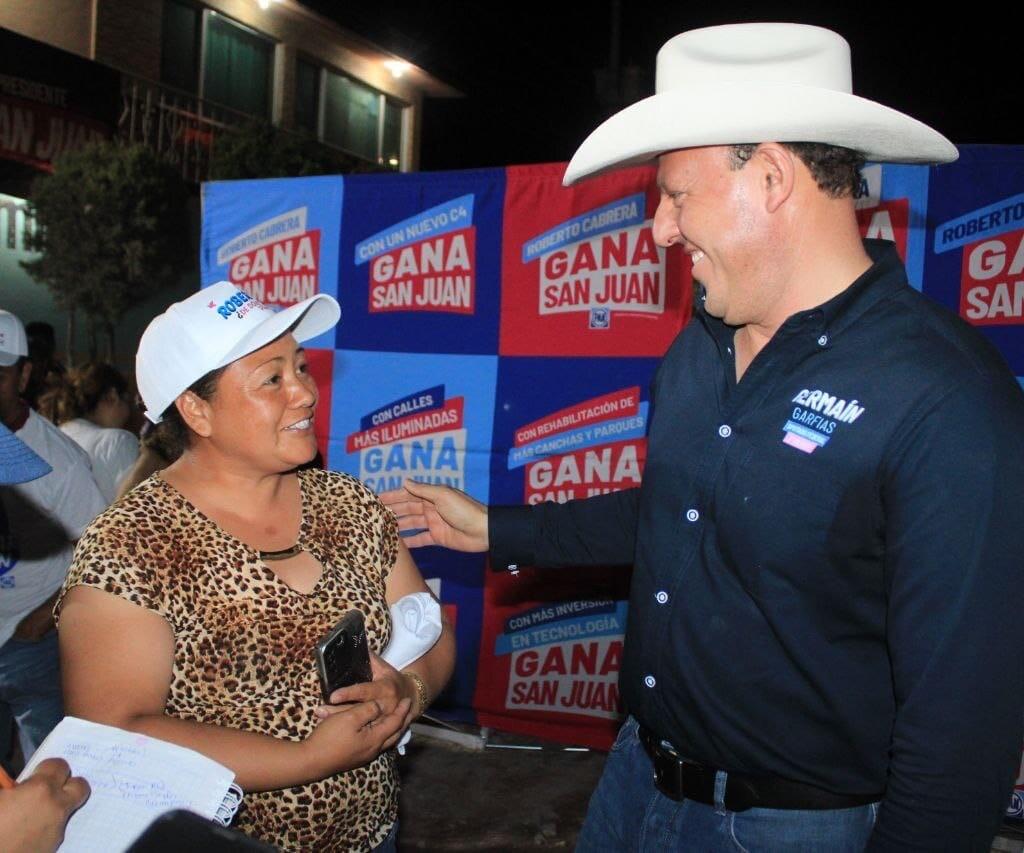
[204,333,319,472]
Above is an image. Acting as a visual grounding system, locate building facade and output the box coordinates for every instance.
[1,0,457,177]
[0,1,457,364]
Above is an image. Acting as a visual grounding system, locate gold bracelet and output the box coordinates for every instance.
[402,670,429,717]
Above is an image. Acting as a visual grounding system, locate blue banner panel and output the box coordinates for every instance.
[200,176,343,351]
[337,170,505,354]
[474,355,660,748]
[923,145,1024,377]
[327,349,499,712]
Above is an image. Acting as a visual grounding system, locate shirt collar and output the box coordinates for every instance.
[697,238,908,348]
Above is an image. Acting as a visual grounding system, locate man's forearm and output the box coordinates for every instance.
[489,488,640,571]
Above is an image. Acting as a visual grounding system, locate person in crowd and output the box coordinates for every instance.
[56,283,455,852]
[22,322,65,412]
[0,422,91,853]
[0,308,106,760]
[382,23,1024,852]
[114,418,182,500]
[46,362,140,504]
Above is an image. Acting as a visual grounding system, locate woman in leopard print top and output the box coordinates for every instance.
[55,286,455,851]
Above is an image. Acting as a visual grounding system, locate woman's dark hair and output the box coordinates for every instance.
[159,365,228,449]
[46,362,129,425]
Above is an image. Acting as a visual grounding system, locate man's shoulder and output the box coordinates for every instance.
[883,286,1016,385]
[18,410,93,471]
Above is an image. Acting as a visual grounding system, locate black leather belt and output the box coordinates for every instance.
[638,725,882,812]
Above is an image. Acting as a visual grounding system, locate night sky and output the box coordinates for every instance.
[305,2,1018,171]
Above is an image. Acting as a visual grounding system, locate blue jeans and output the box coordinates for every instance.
[577,717,878,852]
[0,629,64,763]
[372,819,398,852]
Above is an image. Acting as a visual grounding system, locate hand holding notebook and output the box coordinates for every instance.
[17,717,242,852]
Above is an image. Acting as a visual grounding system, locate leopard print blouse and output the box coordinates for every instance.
[56,469,399,852]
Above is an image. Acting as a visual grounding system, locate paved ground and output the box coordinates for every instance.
[396,721,1024,853]
[397,723,605,851]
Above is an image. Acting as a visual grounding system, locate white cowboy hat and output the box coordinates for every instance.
[563,23,958,186]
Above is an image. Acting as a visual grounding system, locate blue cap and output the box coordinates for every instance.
[0,422,51,484]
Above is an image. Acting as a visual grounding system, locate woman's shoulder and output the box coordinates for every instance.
[57,417,100,453]
[59,417,94,438]
[94,426,140,453]
[63,476,183,623]
[84,475,182,546]
[300,467,382,507]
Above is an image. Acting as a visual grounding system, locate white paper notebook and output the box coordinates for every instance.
[18,716,243,852]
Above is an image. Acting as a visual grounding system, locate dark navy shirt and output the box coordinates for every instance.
[490,240,1024,851]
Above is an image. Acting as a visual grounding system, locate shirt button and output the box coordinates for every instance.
[685,508,699,523]
[718,424,732,438]
[655,591,669,604]
[817,334,829,347]
[644,675,657,688]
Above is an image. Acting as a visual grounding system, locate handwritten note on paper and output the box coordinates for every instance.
[18,717,238,852]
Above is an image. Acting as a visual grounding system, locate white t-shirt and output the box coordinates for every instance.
[0,410,107,646]
[60,418,140,504]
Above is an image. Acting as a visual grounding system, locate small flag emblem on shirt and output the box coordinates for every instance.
[782,420,829,454]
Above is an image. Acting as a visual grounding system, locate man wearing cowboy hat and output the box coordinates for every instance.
[383,22,1024,850]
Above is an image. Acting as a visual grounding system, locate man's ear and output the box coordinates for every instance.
[753,143,796,213]
[175,390,213,438]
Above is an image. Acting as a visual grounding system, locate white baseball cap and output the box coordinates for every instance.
[136,282,340,423]
[0,309,28,368]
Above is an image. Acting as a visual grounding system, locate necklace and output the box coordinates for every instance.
[258,544,303,562]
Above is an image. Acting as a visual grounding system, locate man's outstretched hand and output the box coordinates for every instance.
[379,480,489,553]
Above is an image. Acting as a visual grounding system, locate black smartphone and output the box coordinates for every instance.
[314,609,373,701]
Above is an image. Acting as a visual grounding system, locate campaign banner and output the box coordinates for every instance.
[327,349,499,711]
[306,348,334,465]
[0,27,119,171]
[337,170,504,354]
[476,357,659,747]
[1008,745,1024,821]
[195,152,1024,741]
[0,93,109,170]
[200,176,343,352]
[854,162,930,287]
[923,146,1024,377]
[500,163,690,357]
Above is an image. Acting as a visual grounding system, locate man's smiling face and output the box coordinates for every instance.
[653,145,771,327]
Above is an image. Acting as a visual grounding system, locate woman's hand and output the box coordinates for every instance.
[301,696,411,779]
[315,654,418,731]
